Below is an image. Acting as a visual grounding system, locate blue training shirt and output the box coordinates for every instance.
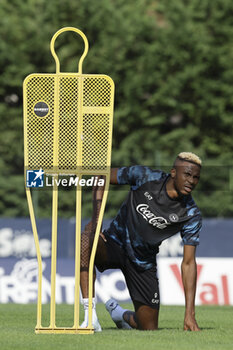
[104,166,202,270]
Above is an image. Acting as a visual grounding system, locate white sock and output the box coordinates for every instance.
[82,298,99,324]
[111,304,126,322]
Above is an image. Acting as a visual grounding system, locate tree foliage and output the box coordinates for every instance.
[0,0,232,218]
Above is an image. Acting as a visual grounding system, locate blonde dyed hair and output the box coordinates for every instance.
[177,152,202,166]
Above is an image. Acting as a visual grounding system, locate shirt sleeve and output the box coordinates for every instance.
[180,214,202,246]
[117,166,163,188]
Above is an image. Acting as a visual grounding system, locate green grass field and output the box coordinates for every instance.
[0,304,233,350]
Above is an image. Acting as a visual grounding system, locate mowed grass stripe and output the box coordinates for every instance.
[0,304,233,350]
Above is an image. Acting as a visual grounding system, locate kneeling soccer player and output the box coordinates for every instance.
[80,152,202,332]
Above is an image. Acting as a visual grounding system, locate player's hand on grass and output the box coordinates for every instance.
[184,315,200,331]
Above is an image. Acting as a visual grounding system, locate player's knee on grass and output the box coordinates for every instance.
[134,302,159,330]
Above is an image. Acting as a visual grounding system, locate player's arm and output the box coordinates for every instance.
[88,169,118,242]
[181,245,200,331]
[92,167,118,198]
[110,166,155,186]
[110,168,119,184]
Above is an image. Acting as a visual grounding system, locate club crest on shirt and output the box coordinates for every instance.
[169,213,179,222]
[136,204,169,229]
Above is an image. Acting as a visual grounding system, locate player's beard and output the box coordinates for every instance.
[174,181,189,198]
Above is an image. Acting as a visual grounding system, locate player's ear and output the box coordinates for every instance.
[170,168,176,179]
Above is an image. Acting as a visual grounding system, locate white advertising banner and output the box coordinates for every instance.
[0,258,232,305]
[158,258,233,305]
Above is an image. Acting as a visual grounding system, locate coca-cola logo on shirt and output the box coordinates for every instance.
[136,204,170,229]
